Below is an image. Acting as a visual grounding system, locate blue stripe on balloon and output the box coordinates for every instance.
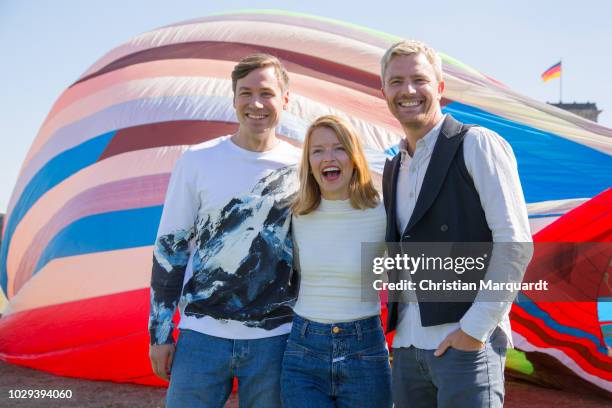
[597,298,612,323]
[442,103,612,204]
[598,298,612,350]
[33,205,162,275]
[0,131,116,292]
[516,293,608,354]
[601,325,612,348]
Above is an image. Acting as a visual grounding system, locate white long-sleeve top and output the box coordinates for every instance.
[393,115,532,349]
[149,136,301,344]
[292,199,386,323]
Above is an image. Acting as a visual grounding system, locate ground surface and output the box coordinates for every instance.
[0,361,608,407]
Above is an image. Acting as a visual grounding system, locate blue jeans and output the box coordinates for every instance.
[391,328,507,408]
[166,329,288,408]
[281,314,392,408]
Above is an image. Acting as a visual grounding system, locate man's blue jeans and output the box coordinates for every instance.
[391,328,507,408]
[281,314,392,408]
[166,329,288,408]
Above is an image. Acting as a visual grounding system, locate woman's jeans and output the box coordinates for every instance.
[281,314,392,408]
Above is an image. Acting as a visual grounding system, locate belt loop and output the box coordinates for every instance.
[356,321,362,341]
[300,320,308,339]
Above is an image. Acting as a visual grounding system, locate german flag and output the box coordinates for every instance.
[542,61,561,82]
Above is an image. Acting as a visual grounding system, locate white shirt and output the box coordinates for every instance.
[292,199,386,323]
[393,115,532,349]
[150,136,301,343]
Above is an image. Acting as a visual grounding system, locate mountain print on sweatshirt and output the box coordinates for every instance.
[149,165,299,345]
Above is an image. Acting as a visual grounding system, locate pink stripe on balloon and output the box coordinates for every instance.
[5,146,184,297]
[7,247,154,315]
[157,14,393,50]
[12,174,169,293]
[45,59,235,125]
[79,20,383,83]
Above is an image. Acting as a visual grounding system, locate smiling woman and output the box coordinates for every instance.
[309,126,354,200]
[292,115,379,215]
[283,115,391,408]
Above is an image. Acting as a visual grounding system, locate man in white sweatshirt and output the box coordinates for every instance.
[148,54,301,408]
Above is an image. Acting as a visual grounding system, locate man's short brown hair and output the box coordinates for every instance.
[231,53,290,94]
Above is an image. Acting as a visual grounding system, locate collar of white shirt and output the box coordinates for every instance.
[398,114,446,167]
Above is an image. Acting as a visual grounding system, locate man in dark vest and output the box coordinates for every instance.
[380,40,532,407]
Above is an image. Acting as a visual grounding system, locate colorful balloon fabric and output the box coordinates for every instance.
[0,10,610,392]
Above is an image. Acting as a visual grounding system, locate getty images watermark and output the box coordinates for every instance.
[371,251,548,292]
[361,242,610,303]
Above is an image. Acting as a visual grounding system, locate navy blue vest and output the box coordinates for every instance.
[382,115,492,332]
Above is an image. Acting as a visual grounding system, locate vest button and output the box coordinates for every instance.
[440,224,448,232]
[332,326,341,334]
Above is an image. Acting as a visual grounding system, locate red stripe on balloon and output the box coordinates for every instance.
[534,188,612,243]
[511,305,611,376]
[0,288,171,386]
[73,41,382,97]
[98,120,238,162]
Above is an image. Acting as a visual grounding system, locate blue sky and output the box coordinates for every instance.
[0,0,610,212]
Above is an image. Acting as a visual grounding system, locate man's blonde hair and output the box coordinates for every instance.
[380,40,443,83]
[292,115,379,215]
